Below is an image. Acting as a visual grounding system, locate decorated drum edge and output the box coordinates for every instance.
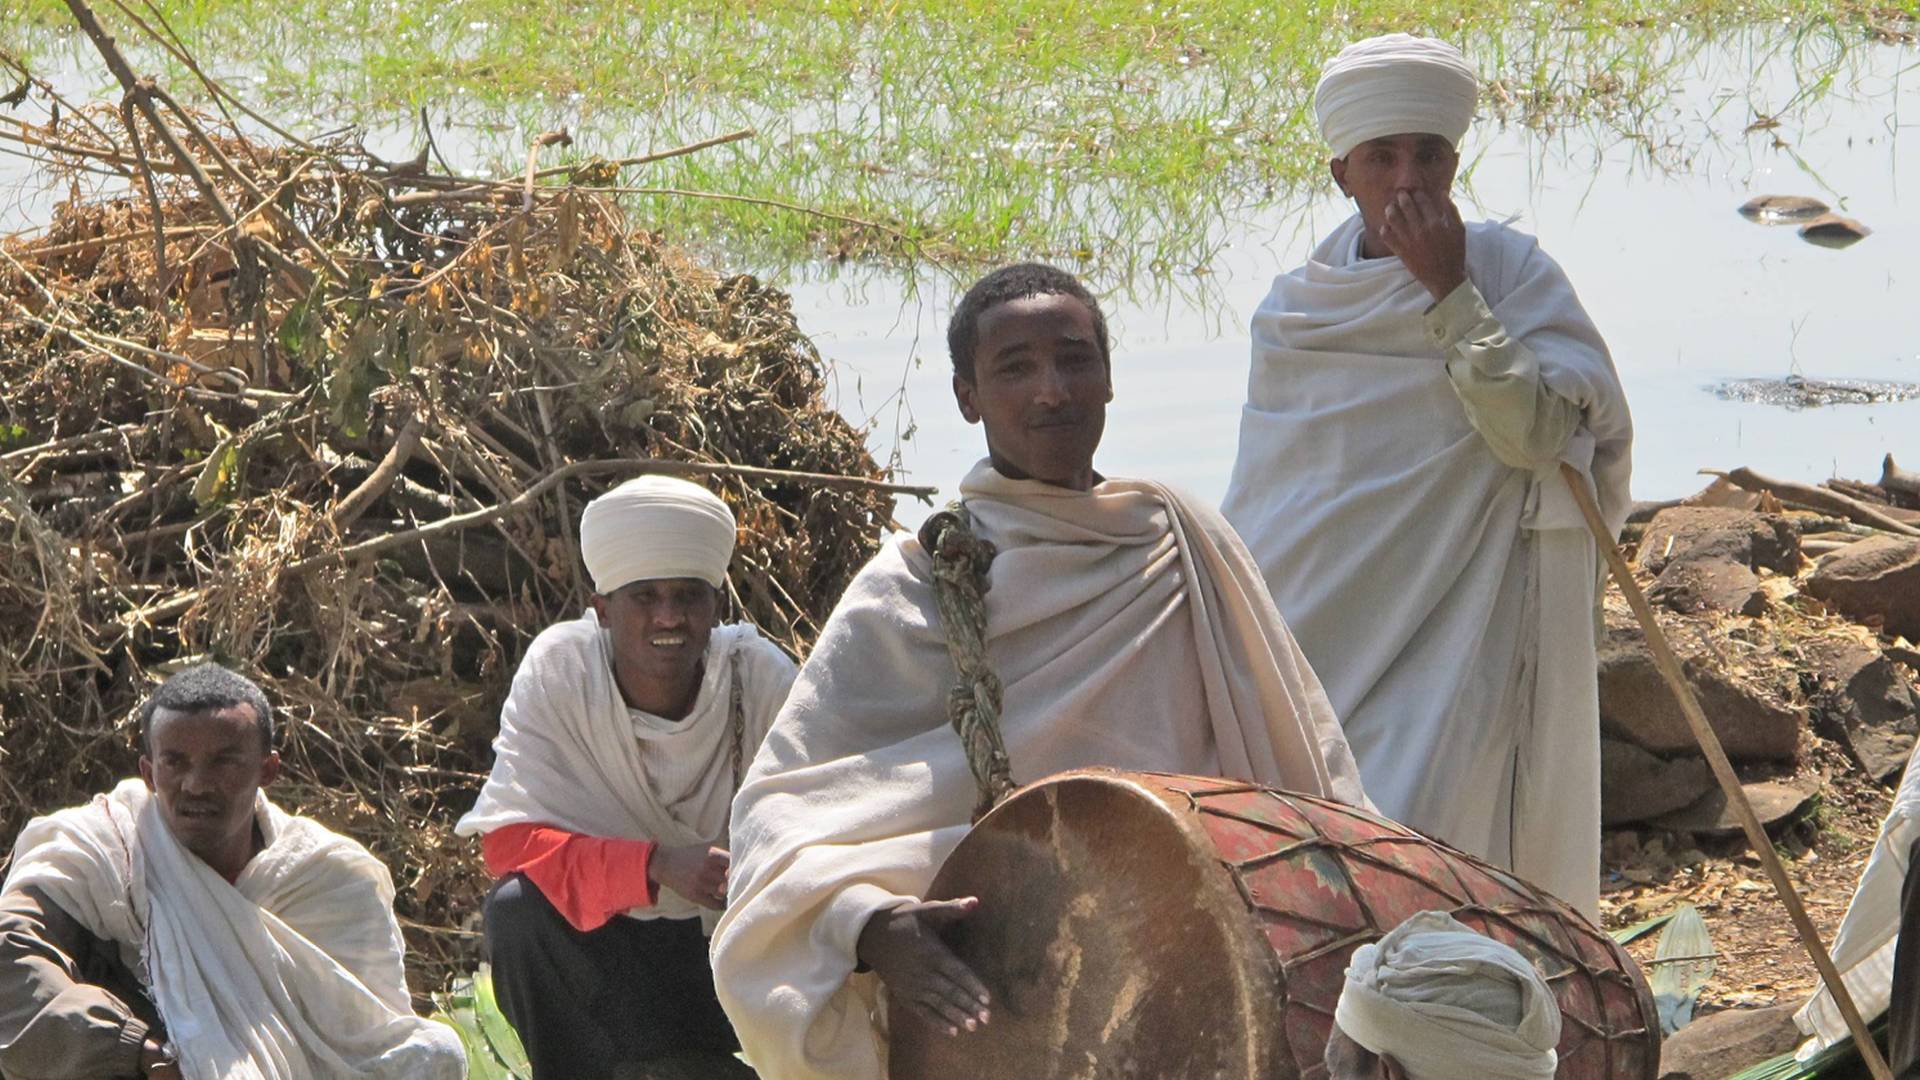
[1126,770,1664,1080]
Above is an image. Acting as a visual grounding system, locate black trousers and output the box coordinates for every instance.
[483,874,748,1080]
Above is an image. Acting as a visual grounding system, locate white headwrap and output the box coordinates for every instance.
[1314,33,1479,159]
[578,475,736,592]
[1333,911,1561,1080]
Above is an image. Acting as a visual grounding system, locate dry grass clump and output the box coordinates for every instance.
[0,45,921,991]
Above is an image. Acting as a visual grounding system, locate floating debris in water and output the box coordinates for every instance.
[1798,213,1872,249]
[1737,194,1830,223]
[1713,374,1920,409]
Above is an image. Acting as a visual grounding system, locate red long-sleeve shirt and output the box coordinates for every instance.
[481,823,658,933]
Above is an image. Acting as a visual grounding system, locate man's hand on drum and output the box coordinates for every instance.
[856,896,992,1036]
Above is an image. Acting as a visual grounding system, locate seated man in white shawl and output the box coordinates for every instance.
[1326,911,1561,1080]
[1221,33,1634,916]
[0,662,464,1080]
[456,474,797,1078]
[713,262,1368,1080]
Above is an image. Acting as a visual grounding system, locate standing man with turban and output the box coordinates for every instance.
[1326,911,1563,1080]
[457,475,798,1078]
[1222,33,1633,915]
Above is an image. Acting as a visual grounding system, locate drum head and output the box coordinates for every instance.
[888,771,1283,1079]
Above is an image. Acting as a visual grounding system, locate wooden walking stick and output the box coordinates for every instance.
[1560,463,1891,1079]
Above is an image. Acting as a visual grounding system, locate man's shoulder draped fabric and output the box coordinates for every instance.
[2,779,464,1079]
[714,460,1364,1080]
[1222,213,1631,915]
[457,611,796,922]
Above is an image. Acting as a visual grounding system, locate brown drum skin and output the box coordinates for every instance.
[889,770,1659,1080]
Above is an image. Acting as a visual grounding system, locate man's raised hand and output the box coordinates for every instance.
[856,897,992,1037]
[650,843,730,910]
[1378,189,1468,302]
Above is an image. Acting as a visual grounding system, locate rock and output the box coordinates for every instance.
[1658,1003,1804,1080]
[1602,738,1716,826]
[1809,642,1920,783]
[1638,507,1800,576]
[1647,556,1769,617]
[1599,630,1803,762]
[1737,194,1830,223]
[1650,778,1816,837]
[1805,535,1920,640]
[1799,213,1872,249]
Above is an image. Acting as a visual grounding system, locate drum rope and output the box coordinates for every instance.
[918,502,1014,822]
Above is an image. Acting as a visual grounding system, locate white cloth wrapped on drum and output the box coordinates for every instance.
[578,473,737,592]
[1314,33,1479,158]
[1335,910,1561,1080]
[714,461,1369,1080]
[2,779,466,1080]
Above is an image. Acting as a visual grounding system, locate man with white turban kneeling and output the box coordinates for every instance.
[1223,33,1634,916]
[0,662,465,1080]
[1327,911,1562,1080]
[457,474,797,1079]
[714,263,1368,1080]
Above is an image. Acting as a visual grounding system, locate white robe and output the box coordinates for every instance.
[456,614,797,925]
[713,462,1366,1080]
[1221,215,1632,916]
[2,779,465,1080]
[1794,738,1920,1055]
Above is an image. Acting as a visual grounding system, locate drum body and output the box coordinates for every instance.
[889,770,1658,1080]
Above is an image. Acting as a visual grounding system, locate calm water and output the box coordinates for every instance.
[783,34,1919,524]
[5,31,1914,528]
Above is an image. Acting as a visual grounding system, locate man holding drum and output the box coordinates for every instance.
[713,262,1368,1080]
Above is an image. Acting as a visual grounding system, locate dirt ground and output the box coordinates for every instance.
[1601,733,1895,1011]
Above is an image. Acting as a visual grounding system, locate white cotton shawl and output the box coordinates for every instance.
[712,462,1366,1080]
[1221,214,1632,916]
[457,614,797,925]
[1,779,465,1080]
[1794,738,1920,1054]
[1335,911,1561,1080]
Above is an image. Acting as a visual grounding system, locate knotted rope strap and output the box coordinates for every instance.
[918,504,1014,823]
[729,647,746,792]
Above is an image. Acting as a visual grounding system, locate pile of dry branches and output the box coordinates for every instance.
[0,3,925,993]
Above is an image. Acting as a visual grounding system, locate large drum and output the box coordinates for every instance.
[890,770,1658,1079]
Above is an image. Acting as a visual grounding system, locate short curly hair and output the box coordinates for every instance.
[137,662,275,755]
[947,262,1111,381]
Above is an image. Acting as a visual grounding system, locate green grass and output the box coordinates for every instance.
[5,0,1913,277]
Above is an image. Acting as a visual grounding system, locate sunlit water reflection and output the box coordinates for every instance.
[4,29,1913,529]
[785,33,1917,524]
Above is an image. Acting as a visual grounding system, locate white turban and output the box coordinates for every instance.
[1314,33,1479,159]
[578,474,736,592]
[1333,911,1561,1080]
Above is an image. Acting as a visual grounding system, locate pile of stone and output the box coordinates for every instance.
[1600,460,1920,837]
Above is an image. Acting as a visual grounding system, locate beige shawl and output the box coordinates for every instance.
[713,462,1365,1080]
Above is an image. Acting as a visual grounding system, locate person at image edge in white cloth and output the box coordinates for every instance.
[0,662,466,1080]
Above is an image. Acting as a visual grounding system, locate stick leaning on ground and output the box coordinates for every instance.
[1559,462,1891,1080]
